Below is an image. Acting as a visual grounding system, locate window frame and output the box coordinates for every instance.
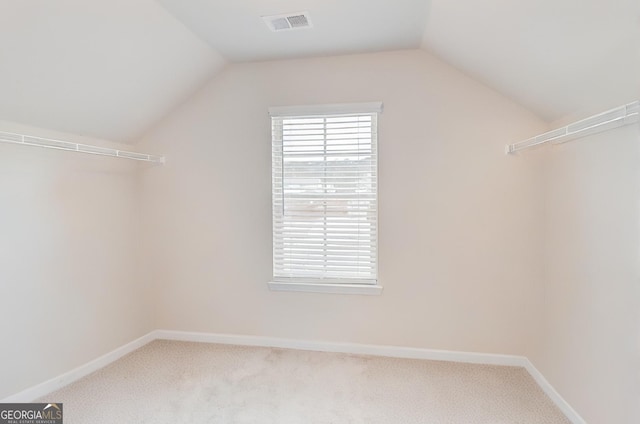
[268,102,383,295]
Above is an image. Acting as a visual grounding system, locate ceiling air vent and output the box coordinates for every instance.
[262,12,313,32]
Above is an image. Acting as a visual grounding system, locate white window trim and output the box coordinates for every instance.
[269,102,383,295]
[269,102,383,117]
[268,280,383,295]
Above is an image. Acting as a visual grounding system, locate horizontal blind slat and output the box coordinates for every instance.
[272,111,378,283]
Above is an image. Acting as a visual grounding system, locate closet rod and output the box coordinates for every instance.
[506,100,639,154]
[0,130,165,164]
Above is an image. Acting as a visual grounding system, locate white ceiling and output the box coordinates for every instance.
[422,0,640,122]
[155,0,430,62]
[0,0,637,142]
[0,0,225,142]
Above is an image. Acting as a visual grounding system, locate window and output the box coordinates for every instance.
[269,103,382,295]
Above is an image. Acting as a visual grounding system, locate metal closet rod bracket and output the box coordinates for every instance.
[0,130,165,164]
[505,100,639,155]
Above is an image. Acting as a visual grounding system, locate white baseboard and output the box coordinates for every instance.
[1,329,586,424]
[523,359,587,424]
[0,332,156,403]
[154,330,529,367]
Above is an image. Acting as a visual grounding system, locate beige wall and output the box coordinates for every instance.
[138,49,547,355]
[3,47,637,423]
[0,122,153,399]
[532,124,640,424]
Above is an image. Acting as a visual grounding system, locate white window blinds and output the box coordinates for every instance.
[271,103,380,285]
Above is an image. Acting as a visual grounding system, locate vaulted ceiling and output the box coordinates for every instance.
[0,0,225,142]
[0,0,637,142]
[422,0,640,123]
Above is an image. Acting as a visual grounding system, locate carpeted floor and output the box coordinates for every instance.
[39,340,571,423]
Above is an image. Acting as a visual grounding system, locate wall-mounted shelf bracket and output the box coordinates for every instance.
[506,101,639,154]
[0,131,165,164]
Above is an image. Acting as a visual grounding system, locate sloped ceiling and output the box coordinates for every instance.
[422,0,640,122]
[0,0,225,142]
[0,0,637,142]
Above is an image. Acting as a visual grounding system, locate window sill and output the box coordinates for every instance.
[268,281,383,295]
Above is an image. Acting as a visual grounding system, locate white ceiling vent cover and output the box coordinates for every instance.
[262,12,313,32]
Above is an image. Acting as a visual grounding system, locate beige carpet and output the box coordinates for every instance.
[39,340,570,423]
